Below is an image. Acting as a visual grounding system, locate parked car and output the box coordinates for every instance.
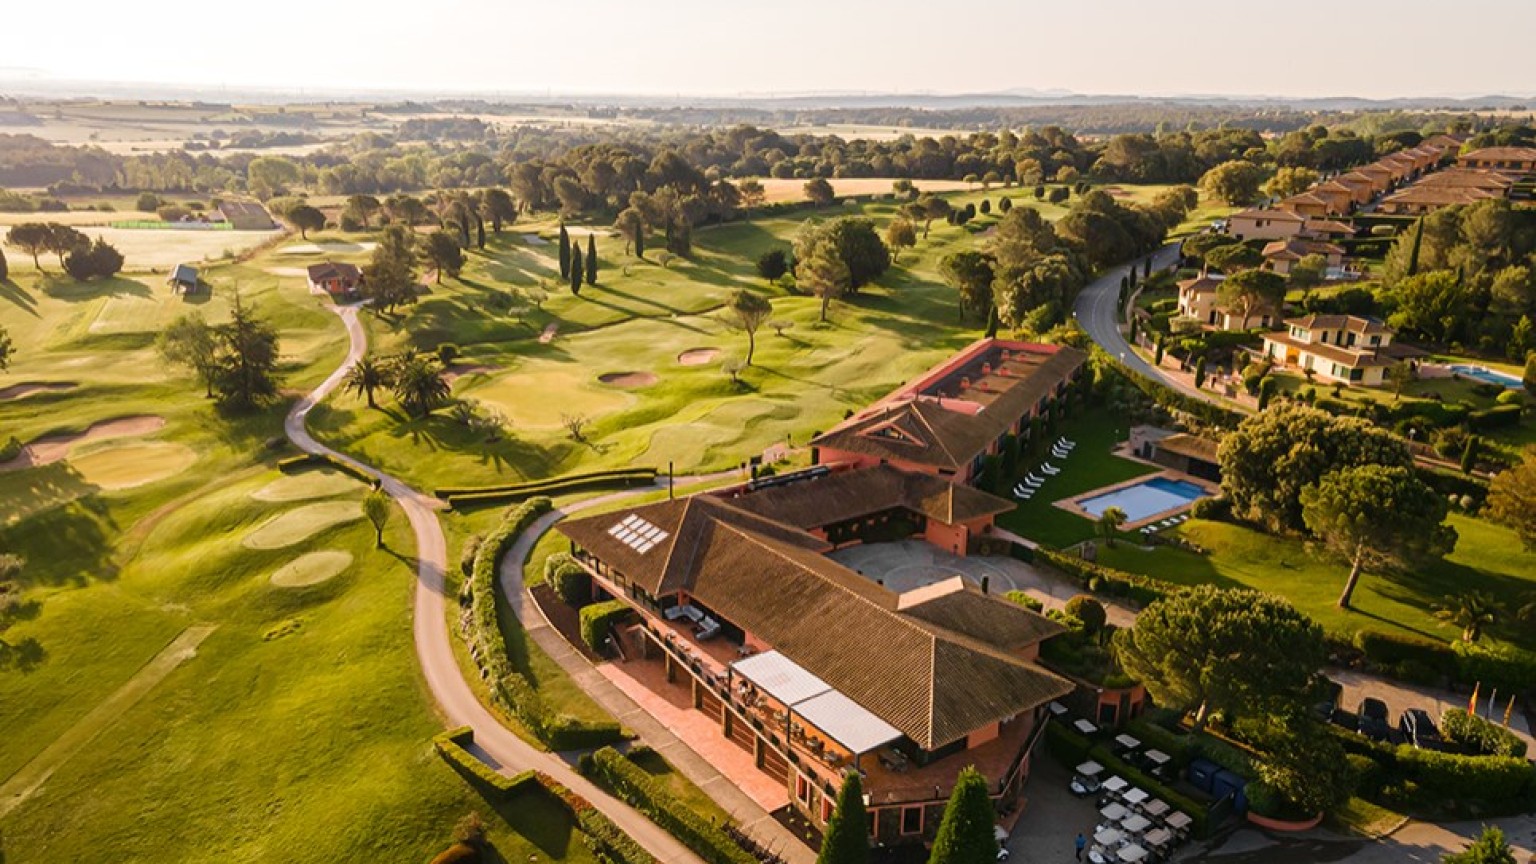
[1357,698,1391,741]
[1399,709,1443,750]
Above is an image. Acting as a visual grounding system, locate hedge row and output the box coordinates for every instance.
[1327,724,1536,815]
[463,497,625,751]
[277,451,374,483]
[1036,548,1169,607]
[1044,722,1211,838]
[579,600,634,652]
[539,772,658,864]
[582,747,756,864]
[1416,464,1490,506]
[1441,708,1529,758]
[440,468,657,508]
[1468,404,1523,432]
[1353,629,1536,695]
[1117,361,1246,430]
[433,726,538,796]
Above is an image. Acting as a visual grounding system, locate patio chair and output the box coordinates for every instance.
[1041,464,1061,475]
[1051,447,1070,458]
[1023,476,1044,487]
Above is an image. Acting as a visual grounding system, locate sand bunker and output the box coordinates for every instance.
[677,348,720,366]
[251,470,365,503]
[598,371,658,388]
[0,415,167,472]
[564,227,615,238]
[0,382,77,401]
[265,266,310,277]
[522,233,550,246]
[269,551,353,588]
[277,241,377,255]
[243,501,363,550]
[538,323,559,344]
[443,364,497,385]
[72,441,197,491]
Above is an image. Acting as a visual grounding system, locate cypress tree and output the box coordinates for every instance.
[1407,218,1423,276]
[985,306,1000,338]
[1460,435,1479,474]
[476,214,486,249]
[570,245,583,295]
[558,223,571,279]
[0,245,7,281]
[1144,257,1152,279]
[817,773,870,864]
[1194,356,1208,389]
[927,767,997,864]
[635,229,645,258]
[586,233,597,285]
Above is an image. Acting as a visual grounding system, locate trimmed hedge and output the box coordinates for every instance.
[1116,361,1246,430]
[1036,548,1168,607]
[276,453,319,471]
[540,772,657,864]
[433,726,538,796]
[579,600,633,652]
[583,747,756,864]
[1326,723,1536,816]
[1416,466,1490,507]
[1468,404,1522,432]
[439,467,657,508]
[553,561,592,607]
[1354,630,1458,681]
[463,497,625,751]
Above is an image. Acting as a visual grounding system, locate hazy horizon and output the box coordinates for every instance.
[7,0,1536,102]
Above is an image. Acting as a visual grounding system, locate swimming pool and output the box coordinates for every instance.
[1077,477,1210,523]
[1449,364,1524,390]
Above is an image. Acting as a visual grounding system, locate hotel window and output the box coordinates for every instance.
[797,775,810,805]
[821,798,835,823]
[901,806,922,835]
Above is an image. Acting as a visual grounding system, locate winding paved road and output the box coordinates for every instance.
[1072,243,1229,408]
[285,305,703,864]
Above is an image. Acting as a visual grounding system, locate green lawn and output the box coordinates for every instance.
[992,408,1161,548]
[1097,515,1536,652]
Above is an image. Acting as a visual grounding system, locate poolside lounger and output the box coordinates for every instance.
[1041,464,1061,475]
[1024,474,1045,485]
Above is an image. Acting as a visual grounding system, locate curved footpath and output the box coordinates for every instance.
[285,305,703,864]
[1073,242,1233,409]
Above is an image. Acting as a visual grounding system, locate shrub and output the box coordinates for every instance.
[552,561,592,607]
[1392,746,1535,804]
[1468,404,1522,431]
[1004,590,1043,612]
[459,534,483,578]
[1353,630,1457,680]
[579,600,632,652]
[1189,496,1230,520]
[1441,708,1528,758]
[438,342,460,365]
[1452,641,1536,696]
[135,191,161,212]
[583,747,755,864]
[1064,595,1107,634]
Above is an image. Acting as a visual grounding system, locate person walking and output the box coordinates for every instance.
[1075,832,1087,861]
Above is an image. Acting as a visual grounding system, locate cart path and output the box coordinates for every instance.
[285,304,703,864]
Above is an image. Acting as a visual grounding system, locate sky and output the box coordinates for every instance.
[7,0,1536,100]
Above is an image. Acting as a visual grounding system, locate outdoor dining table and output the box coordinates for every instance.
[1117,844,1148,863]
[1099,802,1129,822]
[1114,734,1141,751]
[1093,828,1123,846]
[1143,828,1173,849]
[1166,811,1193,831]
[1077,760,1105,777]
[1121,814,1152,834]
[1144,749,1171,767]
[1074,719,1099,736]
[1123,787,1149,806]
[1047,701,1069,718]
[1141,799,1170,819]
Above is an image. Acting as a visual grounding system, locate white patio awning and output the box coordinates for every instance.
[793,689,901,755]
[731,650,901,754]
[732,650,832,705]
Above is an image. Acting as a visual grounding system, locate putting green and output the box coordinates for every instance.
[251,470,365,503]
[70,441,199,491]
[243,501,363,550]
[466,362,634,428]
[269,551,353,588]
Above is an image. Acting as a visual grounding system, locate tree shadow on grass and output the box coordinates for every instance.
[0,488,120,587]
[436,763,583,863]
[0,279,39,316]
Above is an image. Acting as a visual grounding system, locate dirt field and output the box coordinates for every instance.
[754,177,972,203]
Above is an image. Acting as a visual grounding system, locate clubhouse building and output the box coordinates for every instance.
[555,339,1084,842]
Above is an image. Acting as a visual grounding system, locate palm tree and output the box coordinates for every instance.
[1097,506,1128,548]
[391,355,450,418]
[1434,591,1505,643]
[344,356,389,408]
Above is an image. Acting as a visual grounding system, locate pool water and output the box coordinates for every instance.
[1449,364,1524,390]
[1078,477,1210,523]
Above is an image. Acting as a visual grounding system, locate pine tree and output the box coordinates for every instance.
[818,773,870,864]
[586,233,598,285]
[570,244,583,295]
[927,767,997,864]
[1144,257,1152,279]
[558,223,571,278]
[985,306,1000,338]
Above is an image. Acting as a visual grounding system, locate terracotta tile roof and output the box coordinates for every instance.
[1177,275,1222,295]
[1284,314,1391,335]
[306,261,362,283]
[1415,169,1514,190]
[719,464,1014,529]
[1279,192,1331,208]
[811,347,1085,471]
[1458,146,1536,164]
[1302,219,1356,236]
[1229,208,1305,223]
[1380,186,1499,207]
[558,498,1073,748]
[1262,239,1344,260]
[1262,332,1393,368]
